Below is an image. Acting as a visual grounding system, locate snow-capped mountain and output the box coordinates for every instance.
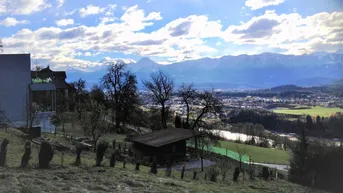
[65,53,343,89]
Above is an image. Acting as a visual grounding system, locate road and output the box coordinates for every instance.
[253,162,289,171]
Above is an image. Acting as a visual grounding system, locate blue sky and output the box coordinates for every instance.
[0,0,342,70]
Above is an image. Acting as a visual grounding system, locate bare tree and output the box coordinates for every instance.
[142,70,174,129]
[70,79,88,120]
[120,74,140,127]
[81,99,109,151]
[191,90,222,130]
[190,90,222,157]
[90,84,106,106]
[199,133,213,171]
[217,156,232,181]
[178,83,196,129]
[102,62,138,131]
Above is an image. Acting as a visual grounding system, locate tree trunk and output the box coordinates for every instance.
[161,104,166,129]
[194,137,198,158]
[185,101,190,128]
[111,101,115,133]
[93,141,97,153]
[115,116,120,131]
[201,156,204,172]
[62,120,65,136]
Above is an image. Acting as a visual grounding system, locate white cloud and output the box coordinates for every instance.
[100,57,136,64]
[160,15,223,38]
[216,41,222,46]
[79,5,105,17]
[223,11,343,54]
[245,0,284,10]
[0,17,29,27]
[65,10,76,16]
[0,0,51,15]
[56,19,74,26]
[120,5,163,31]
[57,0,65,8]
[100,17,116,24]
[84,52,92,56]
[145,12,163,21]
[79,4,116,17]
[105,4,116,16]
[2,4,342,69]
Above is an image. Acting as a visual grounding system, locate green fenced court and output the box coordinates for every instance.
[187,144,250,163]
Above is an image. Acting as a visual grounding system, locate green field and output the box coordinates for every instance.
[273,106,343,117]
[0,129,323,193]
[217,141,290,165]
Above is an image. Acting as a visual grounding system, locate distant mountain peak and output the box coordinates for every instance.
[138,57,156,63]
[64,52,343,89]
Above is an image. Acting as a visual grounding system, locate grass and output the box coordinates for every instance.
[217,141,290,165]
[273,106,343,117]
[0,129,326,193]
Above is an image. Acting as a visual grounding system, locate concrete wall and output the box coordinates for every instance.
[0,54,31,126]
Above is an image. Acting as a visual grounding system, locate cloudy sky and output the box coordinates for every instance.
[0,0,342,70]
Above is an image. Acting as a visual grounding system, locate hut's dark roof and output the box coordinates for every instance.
[131,128,200,147]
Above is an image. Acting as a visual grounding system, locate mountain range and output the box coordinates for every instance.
[66,52,343,89]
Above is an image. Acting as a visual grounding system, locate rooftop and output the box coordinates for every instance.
[131,128,200,147]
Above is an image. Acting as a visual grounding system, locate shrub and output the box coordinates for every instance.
[38,141,54,168]
[135,160,140,171]
[262,167,269,180]
[207,167,220,182]
[233,167,240,182]
[0,138,9,166]
[110,152,116,167]
[181,165,185,179]
[193,171,197,180]
[75,143,82,166]
[21,141,31,168]
[123,156,126,168]
[96,141,108,166]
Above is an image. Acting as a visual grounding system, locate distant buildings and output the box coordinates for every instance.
[0,54,73,131]
[31,66,74,111]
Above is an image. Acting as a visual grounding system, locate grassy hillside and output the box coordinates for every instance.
[273,106,343,117]
[217,141,290,165]
[0,129,324,193]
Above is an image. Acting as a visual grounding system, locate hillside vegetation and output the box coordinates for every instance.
[0,129,326,193]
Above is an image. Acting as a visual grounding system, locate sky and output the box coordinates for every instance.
[0,0,342,70]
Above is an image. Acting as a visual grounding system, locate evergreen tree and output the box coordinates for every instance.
[306,115,314,131]
[289,123,309,185]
